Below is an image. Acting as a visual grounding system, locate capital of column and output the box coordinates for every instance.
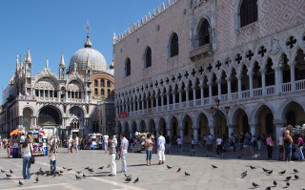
[216,79,222,84]
[192,125,199,129]
[259,68,266,74]
[247,71,254,76]
[226,76,232,82]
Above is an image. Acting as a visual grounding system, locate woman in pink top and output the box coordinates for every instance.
[297,135,304,161]
[266,135,274,159]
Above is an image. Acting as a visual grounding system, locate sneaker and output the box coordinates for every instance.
[108,174,116,176]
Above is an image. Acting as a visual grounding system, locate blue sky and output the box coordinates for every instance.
[0,0,166,104]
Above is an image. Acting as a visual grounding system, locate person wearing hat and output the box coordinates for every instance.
[21,135,33,179]
[107,135,117,176]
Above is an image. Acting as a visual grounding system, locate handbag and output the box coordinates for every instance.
[30,145,35,164]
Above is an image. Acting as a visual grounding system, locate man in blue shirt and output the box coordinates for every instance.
[120,133,129,173]
[157,132,166,165]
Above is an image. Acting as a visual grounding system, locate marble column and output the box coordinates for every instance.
[274,67,280,94]
[290,62,296,91]
[208,82,212,105]
[250,123,257,136]
[200,84,204,105]
[261,69,266,96]
[167,92,170,110]
[217,79,222,100]
[274,120,285,145]
[209,125,215,136]
[173,90,176,110]
[193,87,196,106]
[161,93,164,111]
[227,76,232,101]
[248,71,254,97]
[237,74,242,99]
[185,87,190,107]
[193,126,199,143]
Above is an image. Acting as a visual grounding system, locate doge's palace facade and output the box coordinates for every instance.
[114,0,305,143]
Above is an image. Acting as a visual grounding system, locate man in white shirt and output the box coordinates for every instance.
[120,133,129,173]
[157,132,166,165]
[75,135,79,153]
[103,134,109,154]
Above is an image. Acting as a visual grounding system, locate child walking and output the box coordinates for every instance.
[49,148,58,173]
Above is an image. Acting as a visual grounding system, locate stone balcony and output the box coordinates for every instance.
[189,44,213,62]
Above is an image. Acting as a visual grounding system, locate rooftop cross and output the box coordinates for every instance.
[84,20,92,36]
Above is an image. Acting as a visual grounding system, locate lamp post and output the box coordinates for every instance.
[210,98,230,136]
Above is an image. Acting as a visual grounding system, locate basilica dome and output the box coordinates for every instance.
[69,35,107,72]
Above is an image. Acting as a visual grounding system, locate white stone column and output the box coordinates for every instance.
[167,92,170,110]
[156,93,159,111]
[166,128,171,140]
[208,82,213,104]
[179,122,184,143]
[173,90,176,110]
[217,79,222,100]
[178,89,182,109]
[185,87,190,107]
[274,67,280,94]
[290,62,296,91]
[209,125,215,136]
[274,120,285,145]
[237,74,242,99]
[192,87,196,105]
[248,71,254,97]
[193,125,199,143]
[133,101,136,113]
[161,93,164,111]
[137,100,140,112]
[200,84,204,105]
[227,76,232,101]
[261,69,266,96]
[141,98,144,111]
[227,124,234,137]
[250,123,257,136]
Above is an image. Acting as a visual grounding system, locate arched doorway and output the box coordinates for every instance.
[182,115,193,143]
[170,116,179,144]
[197,113,209,140]
[233,108,250,134]
[23,108,33,132]
[158,118,167,136]
[131,121,137,137]
[256,105,274,136]
[149,119,156,136]
[283,101,305,127]
[214,111,227,137]
[140,120,146,132]
[38,106,62,137]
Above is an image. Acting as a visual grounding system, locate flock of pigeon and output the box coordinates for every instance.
[1,164,141,187]
[2,163,305,189]
[211,164,304,190]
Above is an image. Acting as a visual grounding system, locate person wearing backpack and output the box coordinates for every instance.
[297,135,304,161]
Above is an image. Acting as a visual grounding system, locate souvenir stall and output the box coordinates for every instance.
[31,130,48,156]
[8,129,22,158]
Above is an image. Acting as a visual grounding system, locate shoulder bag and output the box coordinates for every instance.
[30,144,35,164]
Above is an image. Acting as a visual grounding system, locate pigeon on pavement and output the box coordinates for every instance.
[133,177,139,183]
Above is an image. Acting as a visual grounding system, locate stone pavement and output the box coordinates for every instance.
[0,146,304,190]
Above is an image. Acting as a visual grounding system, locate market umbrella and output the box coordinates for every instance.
[10,129,19,136]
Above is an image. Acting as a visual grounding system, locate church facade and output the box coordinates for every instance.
[113,0,305,143]
[0,34,115,138]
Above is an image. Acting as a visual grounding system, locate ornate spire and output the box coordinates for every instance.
[26,48,32,63]
[46,58,49,68]
[84,34,92,48]
[60,52,65,66]
[84,21,92,48]
[86,55,90,69]
[16,53,19,71]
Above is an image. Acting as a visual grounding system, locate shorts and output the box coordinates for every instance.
[279,145,284,153]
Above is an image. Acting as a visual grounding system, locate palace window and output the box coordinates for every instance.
[240,0,258,27]
[94,88,98,95]
[101,89,105,96]
[107,80,111,87]
[100,79,105,87]
[199,19,210,47]
[144,47,152,68]
[94,80,98,87]
[125,58,131,77]
[170,33,179,57]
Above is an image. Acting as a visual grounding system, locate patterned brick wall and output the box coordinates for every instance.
[114,0,190,90]
[216,0,305,53]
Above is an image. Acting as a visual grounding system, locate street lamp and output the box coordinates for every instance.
[210,98,230,135]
